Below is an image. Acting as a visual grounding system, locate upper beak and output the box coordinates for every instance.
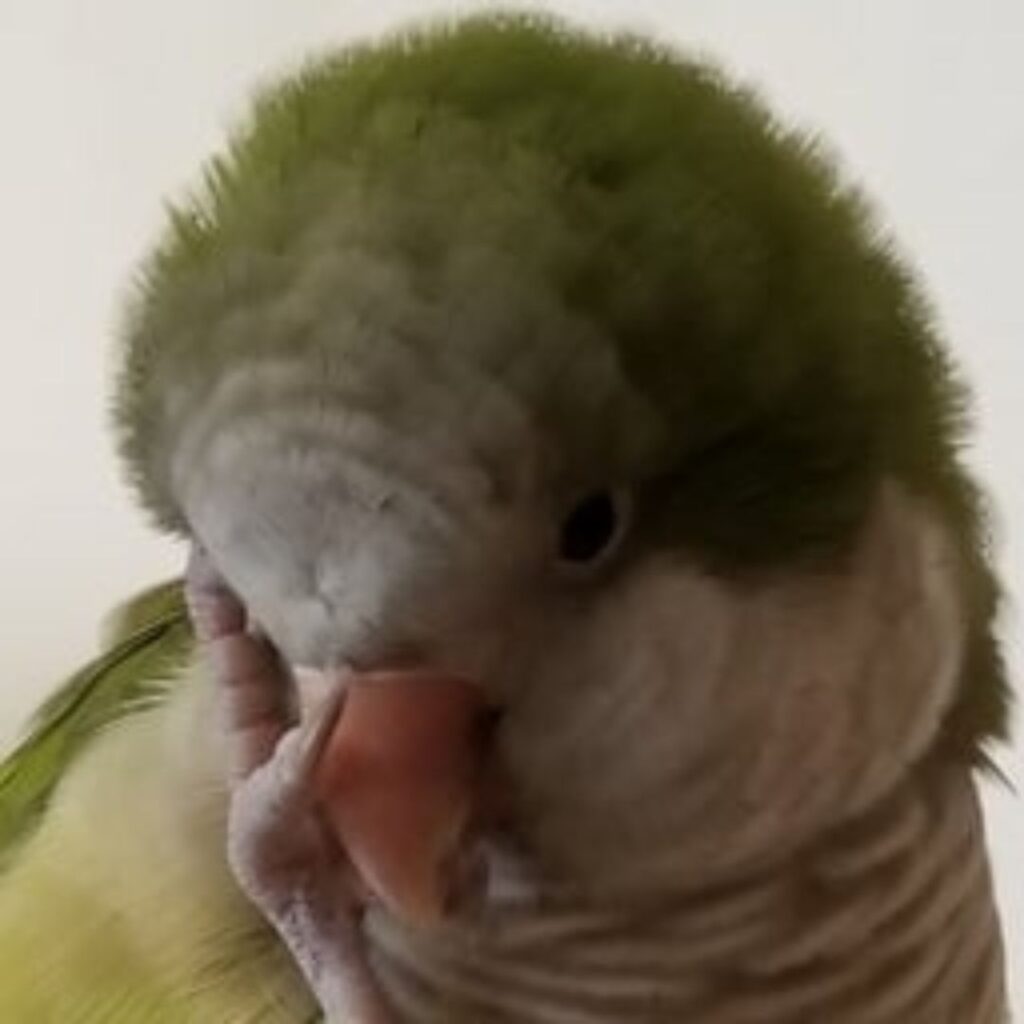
[307,668,491,925]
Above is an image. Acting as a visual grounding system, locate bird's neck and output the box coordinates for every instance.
[368,759,1006,1022]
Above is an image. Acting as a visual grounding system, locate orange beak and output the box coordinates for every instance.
[312,671,487,925]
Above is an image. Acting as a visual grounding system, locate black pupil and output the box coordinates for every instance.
[559,491,618,563]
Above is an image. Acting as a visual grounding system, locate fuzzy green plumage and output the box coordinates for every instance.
[0,11,1010,1022]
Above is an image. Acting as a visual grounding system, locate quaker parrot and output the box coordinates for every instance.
[0,12,1011,1023]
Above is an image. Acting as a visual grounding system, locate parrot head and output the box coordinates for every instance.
[113,14,1006,905]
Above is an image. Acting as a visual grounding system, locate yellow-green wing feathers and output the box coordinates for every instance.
[0,582,319,1021]
[0,580,193,865]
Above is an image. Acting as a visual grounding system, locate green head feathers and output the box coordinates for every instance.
[113,12,1007,757]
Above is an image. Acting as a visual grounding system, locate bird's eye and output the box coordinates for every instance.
[557,489,630,567]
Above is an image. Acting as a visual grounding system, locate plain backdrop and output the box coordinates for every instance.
[1,0,1020,1003]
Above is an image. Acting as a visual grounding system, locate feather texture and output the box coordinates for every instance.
[0,581,190,866]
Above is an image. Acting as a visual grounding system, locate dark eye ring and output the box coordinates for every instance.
[557,488,631,568]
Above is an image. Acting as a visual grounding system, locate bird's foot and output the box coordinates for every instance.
[185,544,395,1024]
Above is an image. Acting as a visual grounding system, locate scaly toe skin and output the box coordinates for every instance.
[184,543,395,1024]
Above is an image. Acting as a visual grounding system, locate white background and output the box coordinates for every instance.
[1,0,1020,1004]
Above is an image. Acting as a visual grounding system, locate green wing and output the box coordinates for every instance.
[0,579,194,864]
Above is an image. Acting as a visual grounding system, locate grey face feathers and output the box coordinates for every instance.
[114,13,1006,779]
